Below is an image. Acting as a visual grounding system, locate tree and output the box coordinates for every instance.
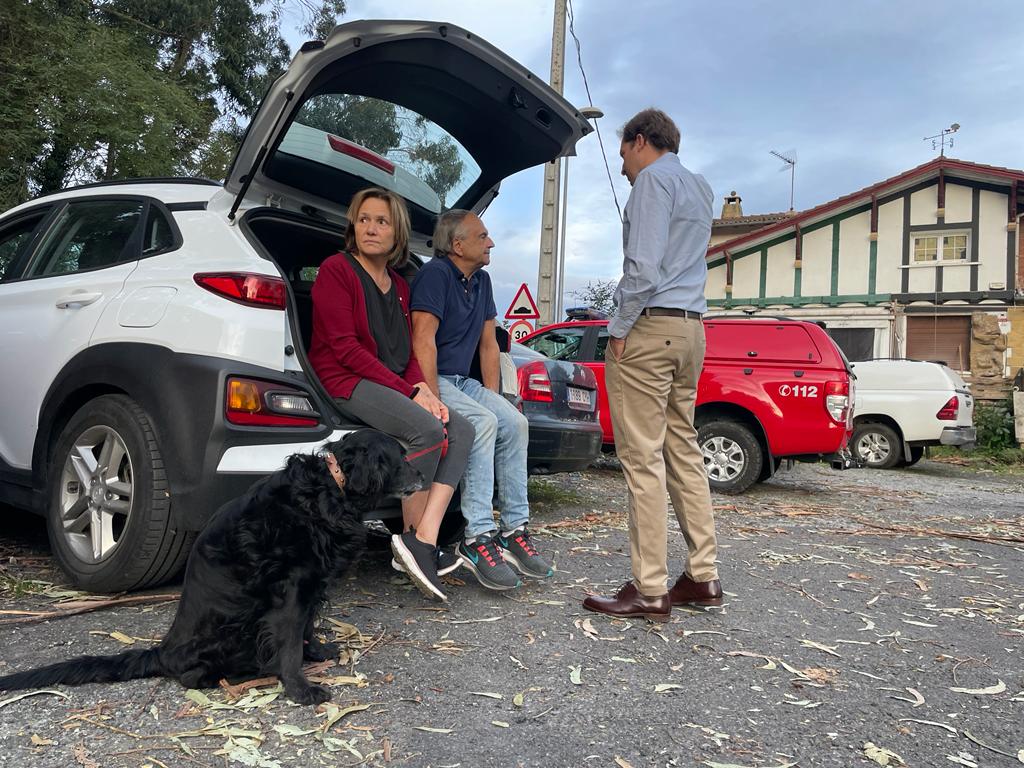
[572,279,617,316]
[0,0,347,209]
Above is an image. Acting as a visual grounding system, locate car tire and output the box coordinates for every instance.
[851,422,903,469]
[899,446,925,467]
[46,395,195,592]
[698,420,763,495]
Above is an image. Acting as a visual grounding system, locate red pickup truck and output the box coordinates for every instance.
[519,314,855,493]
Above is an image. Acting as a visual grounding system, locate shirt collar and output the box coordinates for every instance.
[438,254,476,288]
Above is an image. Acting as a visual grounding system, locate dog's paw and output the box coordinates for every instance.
[303,640,339,662]
[288,683,332,706]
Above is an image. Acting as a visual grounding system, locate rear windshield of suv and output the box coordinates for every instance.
[275,94,481,214]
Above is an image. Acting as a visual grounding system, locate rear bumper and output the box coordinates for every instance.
[526,419,603,474]
[940,426,976,447]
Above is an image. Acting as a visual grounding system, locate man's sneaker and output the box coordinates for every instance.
[392,546,462,577]
[391,531,447,601]
[497,526,553,579]
[458,532,522,591]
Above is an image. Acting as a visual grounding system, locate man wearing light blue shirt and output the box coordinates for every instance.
[584,109,722,621]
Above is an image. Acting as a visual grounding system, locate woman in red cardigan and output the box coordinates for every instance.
[309,187,473,602]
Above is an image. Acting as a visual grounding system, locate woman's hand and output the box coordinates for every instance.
[412,385,449,423]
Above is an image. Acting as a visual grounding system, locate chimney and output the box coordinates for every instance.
[721,191,743,219]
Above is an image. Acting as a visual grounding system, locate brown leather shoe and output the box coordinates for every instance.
[582,582,670,621]
[669,574,723,606]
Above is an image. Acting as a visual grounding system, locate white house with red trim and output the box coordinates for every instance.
[706,157,1024,395]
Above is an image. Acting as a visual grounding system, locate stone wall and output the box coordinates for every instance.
[969,312,1010,402]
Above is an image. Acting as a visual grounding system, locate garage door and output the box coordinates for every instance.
[906,315,971,370]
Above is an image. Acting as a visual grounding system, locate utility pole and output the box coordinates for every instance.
[536,0,566,327]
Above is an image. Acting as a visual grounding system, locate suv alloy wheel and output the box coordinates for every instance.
[47,395,195,592]
[698,420,764,494]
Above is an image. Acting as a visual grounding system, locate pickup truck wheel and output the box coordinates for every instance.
[46,395,194,592]
[698,421,763,494]
[851,422,902,469]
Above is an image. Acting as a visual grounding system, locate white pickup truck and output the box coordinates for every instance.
[849,360,976,469]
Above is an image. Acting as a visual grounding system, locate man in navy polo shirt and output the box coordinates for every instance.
[411,210,552,591]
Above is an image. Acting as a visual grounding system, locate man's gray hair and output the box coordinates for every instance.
[433,209,473,257]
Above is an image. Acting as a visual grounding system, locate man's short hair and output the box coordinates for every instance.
[618,108,680,153]
[433,209,473,257]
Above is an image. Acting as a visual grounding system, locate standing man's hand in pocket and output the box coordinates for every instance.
[609,336,626,361]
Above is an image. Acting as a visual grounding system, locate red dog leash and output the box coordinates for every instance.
[404,424,449,462]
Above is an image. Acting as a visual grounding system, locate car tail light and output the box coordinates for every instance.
[327,134,396,174]
[936,395,959,421]
[825,380,850,426]
[226,377,319,427]
[195,273,286,309]
[517,360,553,402]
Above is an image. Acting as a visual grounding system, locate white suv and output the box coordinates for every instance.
[0,20,591,591]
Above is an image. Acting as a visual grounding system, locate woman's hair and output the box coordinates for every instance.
[344,187,412,268]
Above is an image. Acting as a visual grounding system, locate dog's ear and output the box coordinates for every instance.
[340,441,393,499]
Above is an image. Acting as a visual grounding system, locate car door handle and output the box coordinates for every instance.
[55,292,103,309]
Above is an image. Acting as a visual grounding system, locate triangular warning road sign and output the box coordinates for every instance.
[505,283,540,320]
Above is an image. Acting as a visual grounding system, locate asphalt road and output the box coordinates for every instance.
[0,458,1022,768]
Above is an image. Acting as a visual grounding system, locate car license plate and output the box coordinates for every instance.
[567,386,592,410]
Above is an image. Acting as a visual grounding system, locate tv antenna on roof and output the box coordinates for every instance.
[924,123,960,156]
[770,149,797,211]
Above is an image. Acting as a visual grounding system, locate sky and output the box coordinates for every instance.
[284,0,1024,320]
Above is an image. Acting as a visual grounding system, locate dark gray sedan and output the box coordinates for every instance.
[508,342,603,474]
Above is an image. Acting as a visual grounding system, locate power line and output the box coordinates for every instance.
[566,0,622,223]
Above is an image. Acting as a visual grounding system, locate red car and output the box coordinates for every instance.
[520,312,855,493]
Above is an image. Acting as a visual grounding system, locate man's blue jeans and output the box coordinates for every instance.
[437,375,530,538]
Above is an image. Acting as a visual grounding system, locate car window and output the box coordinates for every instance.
[522,327,586,361]
[27,200,145,277]
[0,211,49,280]
[279,94,482,213]
[595,330,609,362]
[141,206,175,256]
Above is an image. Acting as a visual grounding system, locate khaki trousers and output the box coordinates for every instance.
[606,315,719,596]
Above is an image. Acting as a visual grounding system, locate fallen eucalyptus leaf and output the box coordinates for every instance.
[273,724,317,737]
[569,665,582,685]
[798,639,841,658]
[0,690,69,710]
[491,720,509,728]
[897,718,957,735]
[654,683,685,693]
[470,692,503,699]
[30,734,54,746]
[863,741,905,766]
[320,703,370,733]
[513,692,524,707]
[413,726,453,734]
[945,753,978,767]
[950,680,1006,695]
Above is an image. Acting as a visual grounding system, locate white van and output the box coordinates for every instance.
[849,360,976,468]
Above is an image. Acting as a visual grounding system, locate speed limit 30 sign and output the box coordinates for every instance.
[508,320,534,342]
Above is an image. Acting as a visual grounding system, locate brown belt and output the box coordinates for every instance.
[642,307,703,319]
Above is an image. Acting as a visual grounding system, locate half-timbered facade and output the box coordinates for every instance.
[705,158,1024,394]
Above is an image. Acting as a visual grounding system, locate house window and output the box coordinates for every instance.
[913,232,968,262]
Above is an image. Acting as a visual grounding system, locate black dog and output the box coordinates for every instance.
[0,429,422,705]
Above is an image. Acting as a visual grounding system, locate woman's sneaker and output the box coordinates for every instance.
[458,532,521,591]
[391,531,447,601]
[497,526,553,579]
[391,547,462,576]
